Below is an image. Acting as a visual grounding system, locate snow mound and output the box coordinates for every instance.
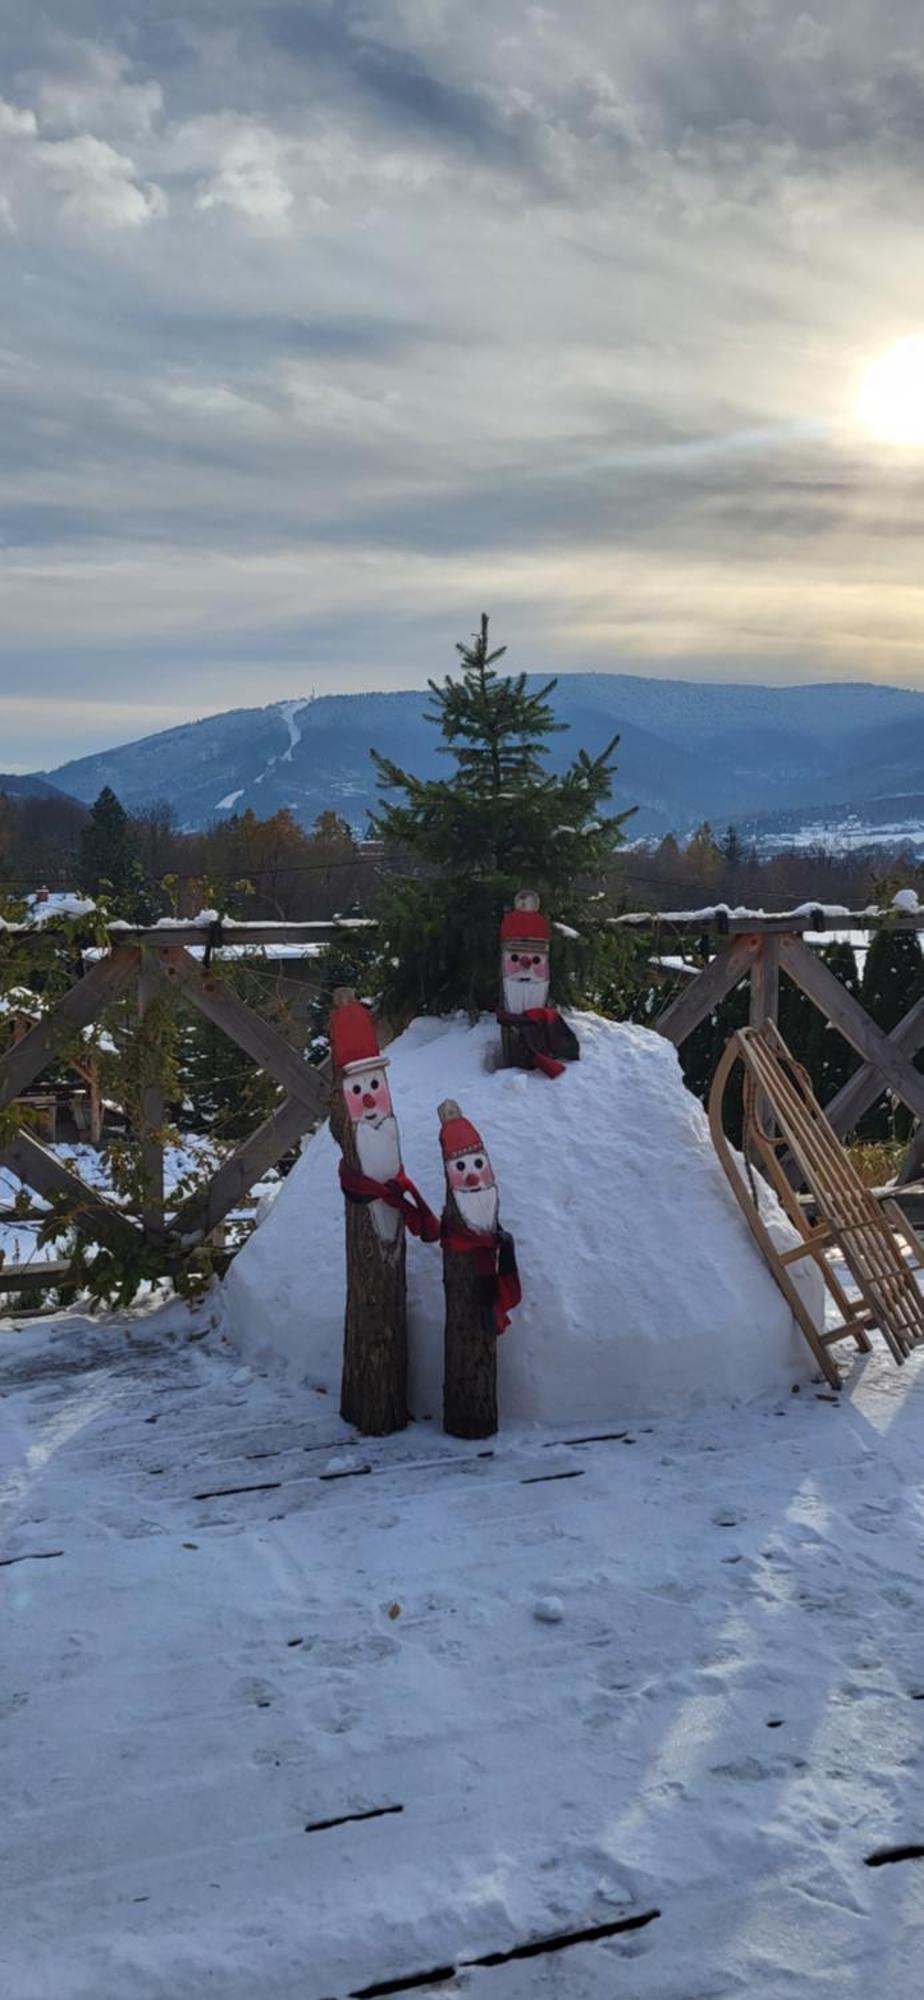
[221,1014,822,1422]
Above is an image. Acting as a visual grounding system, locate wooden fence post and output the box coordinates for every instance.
[138,948,165,1250]
[654,935,758,1047]
[749,933,781,1135]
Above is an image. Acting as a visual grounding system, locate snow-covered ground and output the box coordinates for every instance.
[3,1303,924,1998]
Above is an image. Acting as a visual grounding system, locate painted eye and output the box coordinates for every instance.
[510,952,520,963]
[455,1160,466,1173]
[533,955,541,965]
[371,1078,380,1091]
[474,1157,484,1170]
[351,1083,361,1094]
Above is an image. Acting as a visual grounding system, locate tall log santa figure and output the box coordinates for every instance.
[438,1098,521,1439]
[330,988,438,1435]
[498,889,581,1077]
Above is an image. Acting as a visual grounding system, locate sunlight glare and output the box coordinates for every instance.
[858,336,924,446]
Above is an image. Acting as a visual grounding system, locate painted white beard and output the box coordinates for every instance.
[454,1184,499,1235]
[355,1114,402,1245]
[502,974,549,1016]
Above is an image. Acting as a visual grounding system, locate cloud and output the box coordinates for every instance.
[0,77,166,230]
[4,3,924,766]
[35,131,167,226]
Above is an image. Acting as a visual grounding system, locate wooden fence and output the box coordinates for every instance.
[629,907,924,1187]
[4,905,924,1298]
[0,921,367,1295]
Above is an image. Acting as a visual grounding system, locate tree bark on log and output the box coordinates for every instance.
[330,1082,408,1436]
[442,1193,498,1440]
[500,1021,532,1071]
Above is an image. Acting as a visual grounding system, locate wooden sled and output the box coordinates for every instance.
[709,1019,924,1387]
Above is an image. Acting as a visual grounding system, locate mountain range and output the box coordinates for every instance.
[0,772,73,802]
[20,674,924,846]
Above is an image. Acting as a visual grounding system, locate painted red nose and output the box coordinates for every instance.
[362,1093,376,1109]
[465,1172,481,1188]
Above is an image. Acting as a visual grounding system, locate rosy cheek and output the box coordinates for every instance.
[344,1092,365,1122]
[378,1086,393,1117]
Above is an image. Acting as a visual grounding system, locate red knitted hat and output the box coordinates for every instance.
[329,994,386,1074]
[438,1100,484,1158]
[500,889,549,944]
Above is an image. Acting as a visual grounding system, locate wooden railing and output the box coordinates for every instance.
[633,908,924,1187]
[4,905,924,1296]
[0,920,372,1293]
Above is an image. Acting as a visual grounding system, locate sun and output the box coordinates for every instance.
[858,335,924,446]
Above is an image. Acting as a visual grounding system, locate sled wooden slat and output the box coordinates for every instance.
[709,1020,924,1382]
[740,1031,919,1361]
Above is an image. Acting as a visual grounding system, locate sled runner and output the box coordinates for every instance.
[709,1019,924,1386]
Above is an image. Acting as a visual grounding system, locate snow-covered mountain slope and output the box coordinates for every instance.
[34,675,924,837]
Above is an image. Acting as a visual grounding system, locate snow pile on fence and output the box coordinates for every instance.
[222,1013,821,1421]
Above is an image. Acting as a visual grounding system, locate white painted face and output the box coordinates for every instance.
[502,942,549,1015]
[343,1065,393,1129]
[346,1063,402,1245]
[447,1148,498,1233]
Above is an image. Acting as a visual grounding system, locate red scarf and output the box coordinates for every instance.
[496,1006,565,1079]
[338,1160,441,1242]
[441,1218,522,1333]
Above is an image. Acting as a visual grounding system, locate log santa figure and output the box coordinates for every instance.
[438,1098,521,1439]
[330,988,438,1435]
[498,889,580,1078]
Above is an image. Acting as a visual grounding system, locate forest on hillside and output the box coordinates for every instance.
[0,783,915,925]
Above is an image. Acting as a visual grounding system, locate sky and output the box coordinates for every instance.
[4,1,924,770]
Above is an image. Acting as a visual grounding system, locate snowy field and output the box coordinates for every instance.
[3,1304,924,1998]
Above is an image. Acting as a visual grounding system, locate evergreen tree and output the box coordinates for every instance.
[857,927,924,1140]
[370,615,635,1017]
[684,821,721,887]
[78,787,145,914]
[720,824,744,871]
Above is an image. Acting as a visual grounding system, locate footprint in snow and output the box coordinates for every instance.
[232,1675,279,1710]
[849,1505,894,1536]
[709,1756,771,1782]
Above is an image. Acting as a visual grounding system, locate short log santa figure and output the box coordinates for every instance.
[438,1098,521,1439]
[498,888,580,1077]
[329,988,438,1436]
